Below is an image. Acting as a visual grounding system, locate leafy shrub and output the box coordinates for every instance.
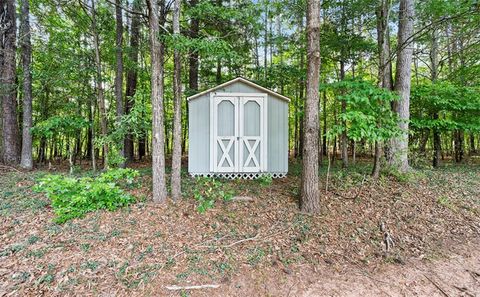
[257,174,273,186]
[192,177,234,213]
[34,169,139,223]
[97,168,139,185]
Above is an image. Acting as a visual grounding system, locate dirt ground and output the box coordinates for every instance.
[200,237,480,297]
[1,161,479,296]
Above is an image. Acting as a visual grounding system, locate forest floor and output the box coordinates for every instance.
[1,158,479,296]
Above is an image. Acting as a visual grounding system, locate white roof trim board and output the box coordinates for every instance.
[186,77,291,102]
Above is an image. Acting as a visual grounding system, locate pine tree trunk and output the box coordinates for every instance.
[454,130,464,163]
[430,28,442,168]
[188,0,199,92]
[376,0,393,166]
[376,0,393,91]
[322,91,327,156]
[171,0,182,201]
[125,0,141,162]
[372,141,381,178]
[300,0,321,213]
[149,0,168,203]
[1,0,20,165]
[340,60,348,168]
[390,0,414,172]
[432,113,441,167]
[263,2,268,80]
[91,100,97,172]
[470,133,476,155]
[115,0,125,167]
[91,0,108,169]
[20,0,33,169]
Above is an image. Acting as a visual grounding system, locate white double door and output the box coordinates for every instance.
[211,93,267,173]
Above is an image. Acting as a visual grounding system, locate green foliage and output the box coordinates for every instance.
[411,82,480,132]
[437,196,454,210]
[192,177,234,213]
[257,174,273,186]
[34,169,139,223]
[322,79,400,143]
[32,115,89,138]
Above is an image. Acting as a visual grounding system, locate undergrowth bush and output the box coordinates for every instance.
[257,174,273,186]
[34,168,139,223]
[192,177,234,213]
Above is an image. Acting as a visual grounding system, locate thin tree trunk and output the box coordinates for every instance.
[20,0,33,169]
[171,0,182,201]
[115,0,125,167]
[470,133,476,155]
[432,114,441,167]
[91,97,97,171]
[376,0,393,167]
[216,58,222,84]
[390,0,414,172]
[351,140,355,164]
[263,2,268,80]
[372,141,381,178]
[1,0,20,165]
[377,0,393,91]
[322,91,327,156]
[91,0,108,169]
[454,130,464,163]
[188,0,199,92]
[124,0,140,162]
[430,27,442,168]
[149,0,168,203]
[300,0,321,213]
[340,60,348,168]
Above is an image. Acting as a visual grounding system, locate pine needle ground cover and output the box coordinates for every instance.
[0,160,479,296]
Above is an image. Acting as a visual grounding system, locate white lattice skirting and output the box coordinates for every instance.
[189,172,287,179]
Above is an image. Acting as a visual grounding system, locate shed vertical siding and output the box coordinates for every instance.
[188,94,210,173]
[267,95,288,173]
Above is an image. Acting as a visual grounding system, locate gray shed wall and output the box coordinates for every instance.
[188,81,288,174]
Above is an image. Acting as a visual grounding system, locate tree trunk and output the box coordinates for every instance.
[470,133,476,155]
[0,0,20,165]
[376,0,393,166]
[263,2,268,80]
[430,28,442,168]
[340,60,348,168]
[372,141,381,178]
[300,0,321,213]
[390,0,414,172]
[432,113,441,167]
[454,130,464,163]
[376,0,393,90]
[149,0,168,203]
[171,0,182,201]
[322,90,327,156]
[91,0,108,169]
[188,0,199,92]
[373,0,393,176]
[20,0,33,169]
[351,140,356,164]
[91,97,97,171]
[124,0,140,162]
[115,0,125,167]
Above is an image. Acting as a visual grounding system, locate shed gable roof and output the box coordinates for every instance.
[186,77,291,102]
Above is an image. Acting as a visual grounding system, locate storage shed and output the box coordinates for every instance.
[188,77,290,179]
